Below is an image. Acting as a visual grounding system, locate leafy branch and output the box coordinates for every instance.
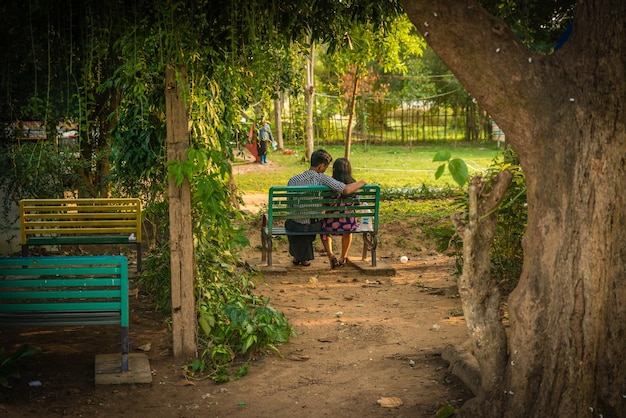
[433,149,469,188]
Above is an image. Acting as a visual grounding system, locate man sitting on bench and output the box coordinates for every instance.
[286,149,366,267]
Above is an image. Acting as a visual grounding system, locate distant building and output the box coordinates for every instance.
[491,120,505,147]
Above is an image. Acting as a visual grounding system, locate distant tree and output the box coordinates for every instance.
[320,15,424,158]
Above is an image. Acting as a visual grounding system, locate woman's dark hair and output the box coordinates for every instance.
[332,158,355,184]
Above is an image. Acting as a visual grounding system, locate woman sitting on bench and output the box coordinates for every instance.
[322,158,361,269]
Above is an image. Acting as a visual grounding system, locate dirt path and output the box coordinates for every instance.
[0,170,472,418]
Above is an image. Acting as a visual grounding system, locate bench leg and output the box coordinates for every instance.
[121,326,130,372]
[362,239,368,261]
[136,243,142,272]
[261,231,267,263]
[261,231,274,266]
[22,245,28,258]
[267,236,273,267]
[362,232,378,267]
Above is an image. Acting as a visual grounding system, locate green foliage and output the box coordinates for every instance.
[380,185,458,201]
[0,141,90,238]
[190,161,295,382]
[436,404,456,418]
[0,142,87,201]
[433,149,469,188]
[135,248,172,313]
[0,345,40,390]
[101,4,296,383]
[194,293,295,383]
[479,0,575,52]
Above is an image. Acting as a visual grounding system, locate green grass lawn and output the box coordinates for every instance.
[234,142,504,193]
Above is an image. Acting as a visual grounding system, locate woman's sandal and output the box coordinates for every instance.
[293,258,311,266]
[331,257,345,269]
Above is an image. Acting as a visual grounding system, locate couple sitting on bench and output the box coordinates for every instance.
[286,149,367,269]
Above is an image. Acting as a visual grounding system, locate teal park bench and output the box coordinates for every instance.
[0,255,131,372]
[261,184,381,267]
[20,198,142,271]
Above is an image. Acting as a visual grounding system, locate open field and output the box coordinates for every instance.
[233,142,503,193]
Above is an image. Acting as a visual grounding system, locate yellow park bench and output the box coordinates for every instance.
[20,198,142,271]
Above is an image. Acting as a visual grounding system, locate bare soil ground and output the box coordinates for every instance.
[0,160,472,417]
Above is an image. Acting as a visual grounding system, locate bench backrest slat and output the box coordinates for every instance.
[267,184,380,233]
[0,301,123,312]
[0,278,122,287]
[0,266,123,277]
[21,227,139,236]
[1,288,123,300]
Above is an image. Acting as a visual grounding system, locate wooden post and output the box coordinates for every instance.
[165,66,197,358]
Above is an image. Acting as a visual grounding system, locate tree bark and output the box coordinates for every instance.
[454,171,511,404]
[165,66,196,358]
[304,41,315,161]
[273,92,284,150]
[344,66,359,160]
[401,1,626,416]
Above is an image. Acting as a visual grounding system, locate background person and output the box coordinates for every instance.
[286,150,365,266]
[257,118,274,164]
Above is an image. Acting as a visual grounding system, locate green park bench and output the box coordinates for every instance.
[261,184,381,267]
[0,255,131,372]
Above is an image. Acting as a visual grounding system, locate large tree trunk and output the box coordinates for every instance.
[401,1,626,416]
[165,66,197,358]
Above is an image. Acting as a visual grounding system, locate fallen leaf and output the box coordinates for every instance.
[136,343,151,352]
[377,396,403,408]
[288,354,310,361]
[317,336,337,343]
[175,380,196,386]
[436,404,455,418]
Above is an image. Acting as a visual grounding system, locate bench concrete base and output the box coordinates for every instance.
[95,353,152,385]
[346,258,396,276]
